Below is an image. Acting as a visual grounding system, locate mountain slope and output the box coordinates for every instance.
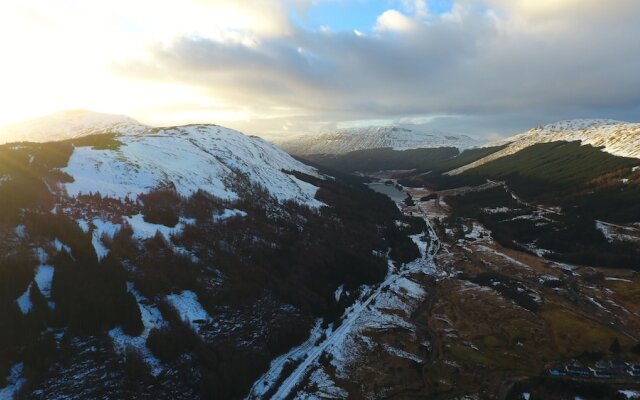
[0,111,423,399]
[450,119,640,174]
[278,126,481,155]
[0,110,146,145]
[62,125,324,208]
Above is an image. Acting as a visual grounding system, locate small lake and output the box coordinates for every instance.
[367,182,407,203]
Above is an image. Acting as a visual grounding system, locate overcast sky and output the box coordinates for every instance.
[1,0,639,139]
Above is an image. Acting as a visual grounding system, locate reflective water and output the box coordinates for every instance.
[367,182,406,203]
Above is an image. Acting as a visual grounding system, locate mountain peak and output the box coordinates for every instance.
[0,110,145,145]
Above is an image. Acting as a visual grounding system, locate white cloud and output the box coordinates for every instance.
[376,9,418,32]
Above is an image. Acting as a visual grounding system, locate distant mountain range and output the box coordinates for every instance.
[276,125,482,155]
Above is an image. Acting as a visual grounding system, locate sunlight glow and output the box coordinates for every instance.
[0,0,288,126]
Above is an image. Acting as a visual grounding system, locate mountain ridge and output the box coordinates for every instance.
[0,110,325,209]
[0,110,147,145]
[277,125,482,155]
[451,119,640,174]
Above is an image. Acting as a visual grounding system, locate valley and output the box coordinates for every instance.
[1,114,639,399]
[295,171,640,399]
[249,191,443,399]
[240,163,640,398]
[2,0,640,397]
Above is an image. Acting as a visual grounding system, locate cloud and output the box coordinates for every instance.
[115,0,640,137]
[376,10,418,32]
[3,0,639,138]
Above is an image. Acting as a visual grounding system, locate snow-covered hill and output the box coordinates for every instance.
[2,110,324,207]
[277,126,482,155]
[0,110,146,144]
[450,119,640,174]
[62,124,324,208]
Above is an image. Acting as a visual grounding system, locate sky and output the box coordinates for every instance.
[0,0,639,140]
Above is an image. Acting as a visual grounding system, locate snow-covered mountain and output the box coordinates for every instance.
[2,110,323,208]
[0,110,146,145]
[62,124,324,208]
[450,119,640,174]
[277,126,482,155]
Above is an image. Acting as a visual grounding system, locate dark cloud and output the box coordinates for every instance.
[115,1,640,138]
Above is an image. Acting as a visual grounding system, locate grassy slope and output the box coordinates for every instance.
[464,141,639,194]
[432,145,508,173]
[461,141,640,222]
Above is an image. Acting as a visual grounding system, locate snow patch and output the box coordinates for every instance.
[483,206,511,214]
[53,239,71,254]
[125,214,183,240]
[605,277,632,283]
[383,344,423,363]
[213,208,247,222]
[91,218,121,259]
[34,265,54,299]
[14,225,27,238]
[334,285,344,302]
[77,220,90,233]
[620,391,640,399]
[165,290,212,329]
[596,220,640,243]
[16,284,33,314]
[302,368,349,399]
[0,362,26,399]
[109,288,167,375]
